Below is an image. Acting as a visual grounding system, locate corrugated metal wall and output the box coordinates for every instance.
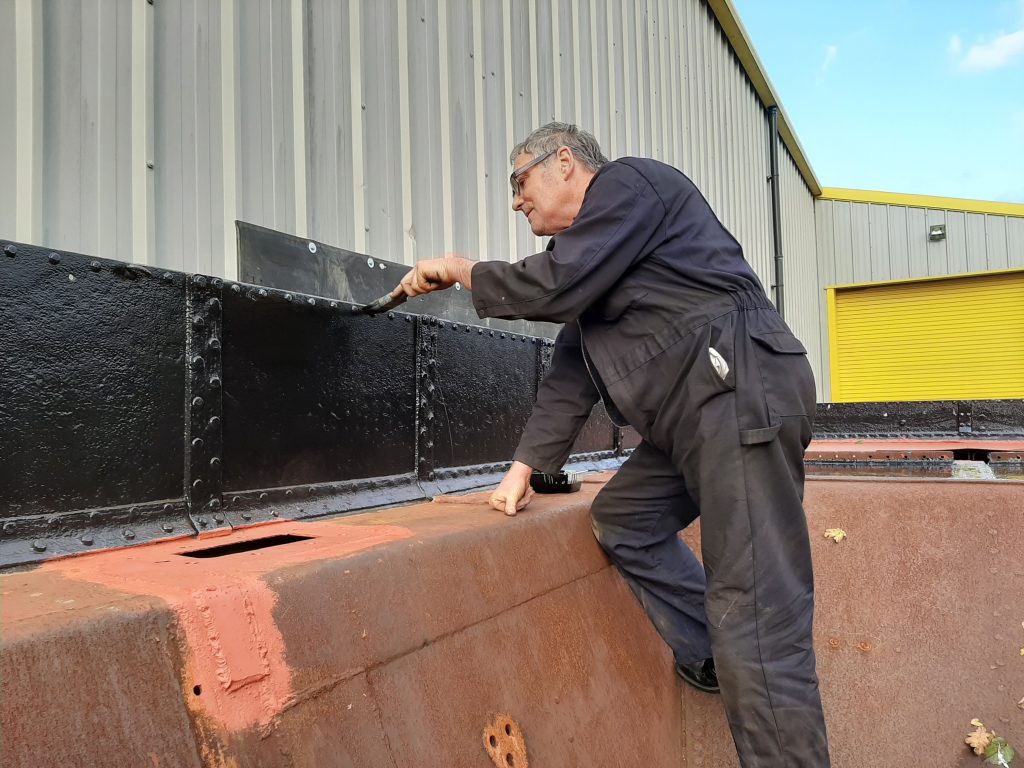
[815,200,1024,285]
[1,0,815,288]
[778,138,823,396]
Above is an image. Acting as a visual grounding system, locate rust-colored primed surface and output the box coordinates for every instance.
[2,477,1022,767]
[809,438,1024,454]
[806,448,954,462]
[681,479,1024,768]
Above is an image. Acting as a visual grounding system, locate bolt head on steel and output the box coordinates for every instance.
[4,244,16,257]
[48,252,61,264]
[162,523,174,533]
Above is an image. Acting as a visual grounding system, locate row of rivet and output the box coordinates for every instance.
[416,317,439,482]
[185,275,226,531]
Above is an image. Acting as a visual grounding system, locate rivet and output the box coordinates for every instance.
[191,355,204,369]
[427,471,436,480]
[48,516,60,528]
[31,540,47,552]
[489,331,494,337]
[192,479,203,489]
[192,315,205,329]
[81,535,94,545]
[192,396,205,408]
[330,301,338,309]
[388,312,395,319]
[207,337,221,350]
[163,503,173,512]
[241,512,252,521]
[426,440,434,449]
[192,437,204,449]
[307,297,316,306]
[308,241,318,254]
[285,489,293,497]
[258,289,268,297]
[194,275,208,287]
[4,244,16,257]
[162,523,174,533]
[208,376,221,388]
[209,498,221,510]
[162,272,174,282]
[68,274,77,282]
[231,496,240,504]
[213,514,224,523]
[231,283,242,293]
[89,260,102,271]
[48,252,61,264]
[208,416,221,428]
[284,293,293,302]
[478,328,483,334]
[213,278,223,288]
[2,522,14,534]
[209,456,221,468]
[198,518,208,527]
[271,510,280,517]
[500,333,506,339]
[123,529,136,540]
[259,492,269,501]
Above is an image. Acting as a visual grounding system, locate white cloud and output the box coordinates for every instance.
[952,28,1024,72]
[815,44,838,86]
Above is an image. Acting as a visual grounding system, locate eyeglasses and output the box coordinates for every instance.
[509,149,555,198]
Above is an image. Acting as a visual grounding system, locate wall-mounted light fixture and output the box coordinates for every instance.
[928,224,946,242]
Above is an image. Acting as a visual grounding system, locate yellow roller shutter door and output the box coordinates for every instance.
[828,270,1024,402]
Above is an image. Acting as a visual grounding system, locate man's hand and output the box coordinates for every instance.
[394,254,474,299]
[489,461,535,517]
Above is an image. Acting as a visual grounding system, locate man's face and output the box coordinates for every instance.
[510,150,581,236]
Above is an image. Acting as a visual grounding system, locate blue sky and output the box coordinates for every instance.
[731,0,1024,203]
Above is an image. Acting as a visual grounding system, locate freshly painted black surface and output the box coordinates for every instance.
[2,233,1020,569]
[236,221,560,337]
[429,321,540,468]
[221,287,418,491]
[0,241,185,517]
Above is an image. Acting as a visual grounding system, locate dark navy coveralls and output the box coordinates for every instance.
[472,158,831,766]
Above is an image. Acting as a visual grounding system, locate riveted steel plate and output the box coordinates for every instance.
[0,241,186,518]
[220,286,418,491]
[429,322,540,468]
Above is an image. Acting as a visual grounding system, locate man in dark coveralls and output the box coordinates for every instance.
[394,123,831,766]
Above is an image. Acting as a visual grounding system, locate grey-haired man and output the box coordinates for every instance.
[395,122,830,766]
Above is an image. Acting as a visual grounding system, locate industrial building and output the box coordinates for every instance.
[2,0,1022,401]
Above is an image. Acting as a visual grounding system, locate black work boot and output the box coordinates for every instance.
[675,657,720,694]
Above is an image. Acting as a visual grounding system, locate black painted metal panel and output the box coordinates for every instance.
[0,241,186,517]
[430,321,540,468]
[571,403,618,455]
[972,400,1024,437]
[221,286,418,491]
[813,401,959,438]
[236,221,560,338]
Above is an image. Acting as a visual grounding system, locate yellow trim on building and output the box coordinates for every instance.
[705,0,822,196]
[827,267,1024,293]
[825,287,841,401]
[819,187,1024,218]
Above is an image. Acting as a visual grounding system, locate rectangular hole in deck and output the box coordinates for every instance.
[180,534,314,558]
